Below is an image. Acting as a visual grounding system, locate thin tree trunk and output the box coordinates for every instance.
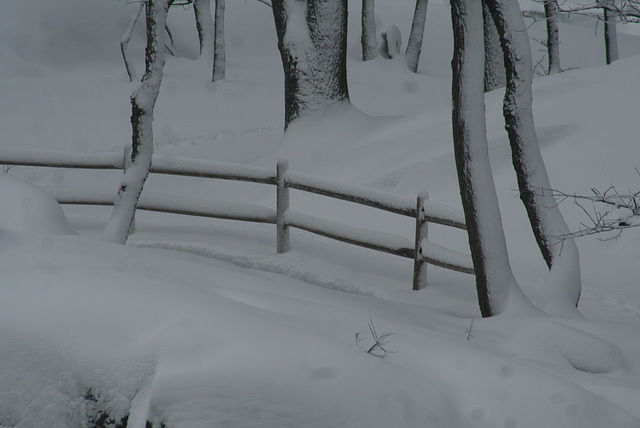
[406,0,428,73]
[451,0,528,317]
[604,7,619,64]
[544,0,561,74]
[194,0,215,57]
[272,0,350,129]
[103,0,171,245]
[485,0,581,314]
[121,1,145,82]
[482,0,505,91]
[213,0,226,81]
[361,0,378,61]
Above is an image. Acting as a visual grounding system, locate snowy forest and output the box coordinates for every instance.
[1,0,640,426]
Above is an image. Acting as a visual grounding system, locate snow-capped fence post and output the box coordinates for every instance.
[413,191,429,290]
[276,158,290,253]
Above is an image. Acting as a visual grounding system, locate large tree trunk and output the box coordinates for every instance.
[485,0,581,314]
[361,0,377,61]
[272,0,350,129]
[544,0,561,74]
[451,0,532,317]
[604,7,619,64]
[213,0,226,81]
[405,0,428,73]
[482,0,505,91]
[103,0,171,245]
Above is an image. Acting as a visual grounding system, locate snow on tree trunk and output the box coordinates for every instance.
[272,0,350,130]
[194,0,215,58]
[604,7,619,64]
[213,0,226,81]
[450,0,533,317]
[361,0,378,61]
[544,0,561,74]
[405,0,428,73]
[482,0,505,92]
[103,0,170,245]
[485,0,581,314]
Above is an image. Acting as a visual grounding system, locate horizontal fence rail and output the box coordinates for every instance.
[1,148,474,289]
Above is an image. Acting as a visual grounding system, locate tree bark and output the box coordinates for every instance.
[482,0,505,91]
[361,0,378,61]
[103,0,171,245]
[544,0,561,74]
[405,0,428,73]
[213,0,226,81]
[485,0,581,313]
[272,0,350,130]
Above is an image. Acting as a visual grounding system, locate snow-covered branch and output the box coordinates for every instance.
[545,183,640,240]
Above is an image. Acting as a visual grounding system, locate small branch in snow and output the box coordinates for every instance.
[466,318,475,341]
[364,318,396,358]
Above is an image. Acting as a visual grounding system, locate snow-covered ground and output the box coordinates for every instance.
[1,0,640,427]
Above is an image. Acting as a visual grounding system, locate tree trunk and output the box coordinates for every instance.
[405,0,428,73]
[604,7,619,64]
[361,0,378,61]
[485,0,581,314]
[451,0,528,317]
[544,0,561,74]
[482,0,505,91]
[194,0,215,57]
[103,0,171,245]
[213,0,226,81]
[272,0,350,130]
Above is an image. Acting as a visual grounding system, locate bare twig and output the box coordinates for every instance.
[466,318,475,341]
[534,182,640,241]
[365,318,396,358]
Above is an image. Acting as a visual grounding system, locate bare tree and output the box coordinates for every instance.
[544,0,561,73]
[450,0,532,317]
[194,0,214,57]
[485,0,581,313]
[104,0,171,244]
[361,0,378,61]
[603,4,620,63]
[555,0,640,64]
[271,0,350,129]
[405,0,428,72]
[121,1,146,82]
[213,0,226,81]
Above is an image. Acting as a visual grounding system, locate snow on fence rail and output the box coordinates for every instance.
[0,148,474,289]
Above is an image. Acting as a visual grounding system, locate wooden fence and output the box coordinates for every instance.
[0,148,474,290]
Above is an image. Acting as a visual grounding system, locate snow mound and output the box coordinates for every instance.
[502,320,624,374]
[0,174,76,247]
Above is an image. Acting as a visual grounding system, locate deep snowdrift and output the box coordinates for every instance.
[1,0,640,427]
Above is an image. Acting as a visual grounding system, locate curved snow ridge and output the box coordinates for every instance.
[129,240,381,298]
[503,320,625,374]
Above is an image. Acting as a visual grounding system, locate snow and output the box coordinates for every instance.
[1,0,640,427]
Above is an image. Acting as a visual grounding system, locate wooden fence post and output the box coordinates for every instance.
[413,191,429,290]
[276,158,290,253]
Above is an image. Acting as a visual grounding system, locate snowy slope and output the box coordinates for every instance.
[1,0,640,427]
